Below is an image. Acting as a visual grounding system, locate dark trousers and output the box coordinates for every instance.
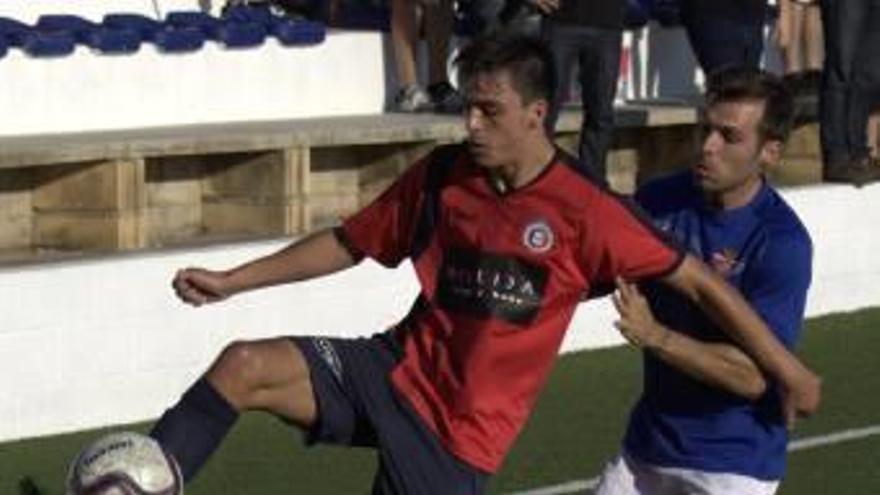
[679,5,764,74]
[543,23,622,180]
[819,0,880,168]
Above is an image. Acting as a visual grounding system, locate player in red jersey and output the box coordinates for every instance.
[148,33,820,494]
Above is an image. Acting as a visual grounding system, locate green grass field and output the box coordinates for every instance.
[3,307,879,494]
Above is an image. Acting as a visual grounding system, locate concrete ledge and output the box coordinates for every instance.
[0,104,699,169]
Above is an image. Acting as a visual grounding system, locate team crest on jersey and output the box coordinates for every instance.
[522,220,554,253]
[710,248,745,278]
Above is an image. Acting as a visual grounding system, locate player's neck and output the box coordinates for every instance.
[705,175,764,210]
[497,139,556,190]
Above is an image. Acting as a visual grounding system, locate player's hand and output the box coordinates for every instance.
[780,365,822,429]
[172,268,233,307]
[527,0,559,15]
[612,277,668,350]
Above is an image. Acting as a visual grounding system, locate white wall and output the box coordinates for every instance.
[0,31,387,137]
[1,183,879,443]
[0,1,388,137]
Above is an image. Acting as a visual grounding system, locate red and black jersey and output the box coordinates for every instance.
[339,144,683,473]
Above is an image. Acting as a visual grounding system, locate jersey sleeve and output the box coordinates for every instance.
[338,154,431,268]
[581,192,684,291]
[743,232,813,348]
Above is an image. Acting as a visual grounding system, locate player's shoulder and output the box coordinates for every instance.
[754,186,812,249]
[635,170,700,216]
[542,149,618,210]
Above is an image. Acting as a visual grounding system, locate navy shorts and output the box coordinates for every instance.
[291,333,488,495]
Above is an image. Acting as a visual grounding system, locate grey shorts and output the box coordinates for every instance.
[291,333,488,495]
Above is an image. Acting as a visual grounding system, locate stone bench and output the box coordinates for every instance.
[0,104,822,262]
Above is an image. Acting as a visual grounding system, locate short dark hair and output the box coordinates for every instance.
[704,66,795,142]
[454,33,556,105]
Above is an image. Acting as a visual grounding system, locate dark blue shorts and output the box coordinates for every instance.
[291,333,488,495]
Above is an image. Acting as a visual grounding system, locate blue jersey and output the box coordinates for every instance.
[623,171,813,480]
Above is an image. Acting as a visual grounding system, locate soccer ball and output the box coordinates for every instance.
[66,431,182,495]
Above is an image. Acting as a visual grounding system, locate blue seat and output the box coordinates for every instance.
[272,19,325,46]
[36,14,98,44]
[165,11,223,40]
[22,31,77,57]
[222,4,274,27]
[87,27,142,54]
[103,14,163,42]
[218,21,267,49]
[0,37,7,59]
[0,17,34,46]
[153,26,206,53]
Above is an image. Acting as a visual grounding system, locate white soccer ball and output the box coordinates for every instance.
[66,431,182,495]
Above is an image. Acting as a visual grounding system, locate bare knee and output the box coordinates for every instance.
[206,339,312,417]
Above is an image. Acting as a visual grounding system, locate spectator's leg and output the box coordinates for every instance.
[783,1,806,75]
[680,4,763,74]
[391,0,432,111]
[740,10,765,69]
[392,0,419,87]
[576,27,622,180]
[848,0,880,162]
[868,111,880,159]
[543,23,579,137]
[425,0,454,86]
[804,2,824,73]
[819,0,869,170]
[424,0,463,113]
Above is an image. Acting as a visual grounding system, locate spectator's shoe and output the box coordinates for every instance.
[428,81,464,114]
[392,85,433,113]
[823,157,880,187]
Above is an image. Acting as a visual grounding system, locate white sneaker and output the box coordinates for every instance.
[392,85,433,113]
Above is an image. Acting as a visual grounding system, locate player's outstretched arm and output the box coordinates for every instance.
[612,277,767,400]
[173,228,356,306]
[659,255,821,426]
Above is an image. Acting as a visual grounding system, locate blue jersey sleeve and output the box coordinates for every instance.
[743,231,813,349]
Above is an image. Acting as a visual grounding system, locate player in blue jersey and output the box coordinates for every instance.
[595,66,814,495]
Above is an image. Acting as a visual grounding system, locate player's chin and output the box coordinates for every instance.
[471,151,500,169]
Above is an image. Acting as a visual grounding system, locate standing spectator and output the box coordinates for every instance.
[534,0,626,180]
[869,108,880,160]
[679,0,767,74]
[390,0,462,113]
[596,66,813,495]
[775,0,823,95]
[818,0,880,185]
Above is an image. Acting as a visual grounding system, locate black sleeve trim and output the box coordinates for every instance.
[653,247,687,280]
[332,226,366,264]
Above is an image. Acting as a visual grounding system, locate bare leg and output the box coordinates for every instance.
[207,338,316,426]
[150,337,317,481]
[869,112,880,159]
[785,2,806,75]
[803,3,824,72]
[391,0,419,88]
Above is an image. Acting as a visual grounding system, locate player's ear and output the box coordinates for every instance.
[759,138,784,169]
[528,98,549,130]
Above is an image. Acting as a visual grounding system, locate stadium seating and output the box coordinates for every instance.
[153,25,206,53]
[0,17,30,46]
[87,26,142,54]
[273,19,325,45]
[218,21,267,48]
[165,10,224,40]
[0,5,327,59]
[22,30,76,57]
[35,14,98,44]
[102,14,163,42]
